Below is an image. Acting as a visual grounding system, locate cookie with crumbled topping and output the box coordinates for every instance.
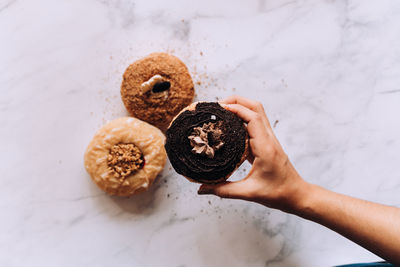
[121,53,195,131]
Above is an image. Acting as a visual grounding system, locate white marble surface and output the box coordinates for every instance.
[2,0,400,266]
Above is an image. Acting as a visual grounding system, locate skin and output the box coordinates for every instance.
[198,95,400,264]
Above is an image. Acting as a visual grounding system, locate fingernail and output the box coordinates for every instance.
[220,103,228,108]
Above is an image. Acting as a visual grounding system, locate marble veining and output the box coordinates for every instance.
[1,0,400,266]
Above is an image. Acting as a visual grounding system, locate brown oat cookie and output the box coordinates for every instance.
[84,117,167,196]
[120,53,195,131]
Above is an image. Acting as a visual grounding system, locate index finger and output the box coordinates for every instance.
[221,95,271,127]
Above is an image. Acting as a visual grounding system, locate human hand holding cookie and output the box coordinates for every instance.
[197,95,306,213]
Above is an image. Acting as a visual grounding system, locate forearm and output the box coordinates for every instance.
[290,181,400,264]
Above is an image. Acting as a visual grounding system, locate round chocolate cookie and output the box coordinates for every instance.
[120,52,195,130]
[165,102,249,184]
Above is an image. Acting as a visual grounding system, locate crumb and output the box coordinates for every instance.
[273,120,279,128]
[196,81,201,86]
[167,194,170,198]
[232,88,236,92]
[208,200,211,205]
[200,51,203,56]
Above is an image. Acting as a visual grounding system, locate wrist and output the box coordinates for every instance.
[281,176,315,214]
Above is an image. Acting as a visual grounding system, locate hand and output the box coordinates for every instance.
[199,96,400,264]
[198,95,308,212]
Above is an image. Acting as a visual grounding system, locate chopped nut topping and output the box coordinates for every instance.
[107,143,144,178]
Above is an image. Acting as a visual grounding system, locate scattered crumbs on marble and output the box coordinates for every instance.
[273,120,279,128]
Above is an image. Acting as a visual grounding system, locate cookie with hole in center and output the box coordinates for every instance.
[84,117,167,196]
[120,53,195,131]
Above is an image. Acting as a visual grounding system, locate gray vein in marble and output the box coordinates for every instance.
[97,0,136,28]
[172,20,191,41]
[30,193,106,204]
[68,214,86,227]
[257,0,297,14]
[154,216,195,234]
[0,0,17,13]
[379,89,400,94]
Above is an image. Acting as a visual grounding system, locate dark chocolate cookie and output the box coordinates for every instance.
[165,102,249,184]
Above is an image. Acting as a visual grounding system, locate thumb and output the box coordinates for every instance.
[198,181,246,199]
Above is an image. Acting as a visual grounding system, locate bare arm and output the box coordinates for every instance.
[198,95,400,264]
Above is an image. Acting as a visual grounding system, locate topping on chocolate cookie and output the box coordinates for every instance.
[188,121,224,158]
